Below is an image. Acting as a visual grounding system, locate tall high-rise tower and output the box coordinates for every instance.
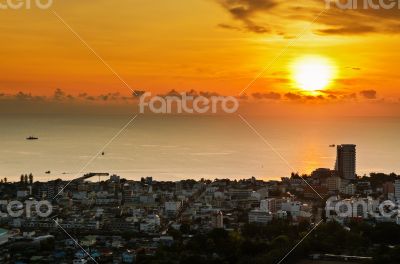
[335,144,356,180]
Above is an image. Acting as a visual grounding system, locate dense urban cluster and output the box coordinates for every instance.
[0,145,400,263]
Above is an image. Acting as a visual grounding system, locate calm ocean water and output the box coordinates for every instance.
[0,114,399,182]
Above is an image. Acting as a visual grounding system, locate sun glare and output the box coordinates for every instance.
[291,56,336,92]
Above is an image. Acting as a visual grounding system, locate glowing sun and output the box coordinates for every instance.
[291,56,336,92]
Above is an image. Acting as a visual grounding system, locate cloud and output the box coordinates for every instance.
[319,90,357,100]
[360,89,377,99]
[252,92,281,100]
[186,89,199,97]
[54,88,74,101]
[314,1,400,36]
[199,91,220,98]
[215,0,400,36]
[216,0,277,33]
[285,92,302,100]
[305,95,325,100]
[13,92,46,101]
[165,89,182,98]
[217,23,242,31]
[237,94,249,100]
[318,25,376,35]
[133,90,146,98]
[14,92,33,100]
[54,88,66,100]
[343,93,358,100]
[345,67,361,71]
[155,89,223,99]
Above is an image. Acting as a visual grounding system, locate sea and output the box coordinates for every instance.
[0,114,399,182]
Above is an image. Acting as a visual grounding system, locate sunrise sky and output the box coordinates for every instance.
[1,0,400,114]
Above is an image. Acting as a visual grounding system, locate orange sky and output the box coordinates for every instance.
[1,0,400,107]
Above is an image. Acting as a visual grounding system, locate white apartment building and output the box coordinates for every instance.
[281,200,301,217]
[260,198,276,213]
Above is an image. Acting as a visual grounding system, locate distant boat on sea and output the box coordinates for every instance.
[26,136,38,140]
[329,144,336,147]
[45,171,51,174]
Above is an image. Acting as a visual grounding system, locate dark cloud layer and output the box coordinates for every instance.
[252,92,281,100]
[215,0,400,36]
[360,89,377,99]
[216,0,277,33]
[0,88,384,109]
[285,92,302,100]
[318,24,376,35]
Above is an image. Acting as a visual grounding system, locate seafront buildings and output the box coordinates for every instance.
[0,144,400,262]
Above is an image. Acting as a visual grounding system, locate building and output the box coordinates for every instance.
[248,209,273,224]
[311,168,335,185]
[122,183,134,203]
[281,200,302,218]
[335,144,356,180]
[383,182,395,195]
[394,180,400,199]
[211,211,224,229]
[165,201,182,217]
[229,189,252,200]
[327,176,341,192]
[260,198,276,213]
[304,185,328,199]
[340,183,356,196]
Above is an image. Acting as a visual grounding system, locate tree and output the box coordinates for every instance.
[4,178,7,183]
[24,174,28,184]
[20,174,24,183]
[29,173,33,184]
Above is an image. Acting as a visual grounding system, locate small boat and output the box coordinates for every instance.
[329,144,336,147]
[101,152,105,156]
[45,171,51,174]
[26,136,38,140]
